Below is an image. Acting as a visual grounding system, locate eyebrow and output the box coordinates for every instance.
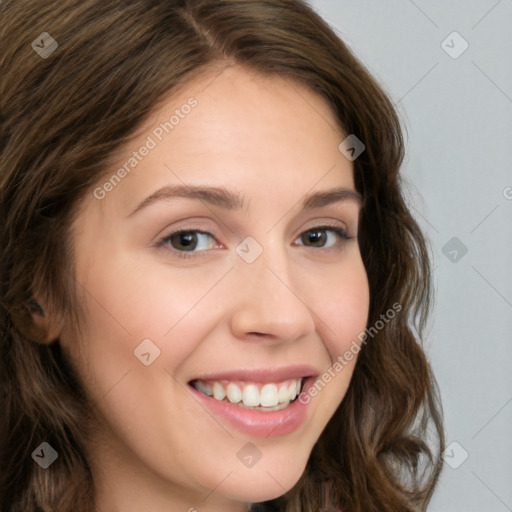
[127,184,362,217]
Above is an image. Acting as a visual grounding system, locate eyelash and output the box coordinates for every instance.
[157,224,353,260]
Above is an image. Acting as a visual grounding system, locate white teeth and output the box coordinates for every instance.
[194,378,303,408]
[195,380,213,396]
[226,382,242,404]
[242,384,260,407]
[260,384,278,407]
[277,384,289,403]
[212,382,226,401]
[288,381,297,401]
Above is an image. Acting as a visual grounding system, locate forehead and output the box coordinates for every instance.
[85,65,355,221]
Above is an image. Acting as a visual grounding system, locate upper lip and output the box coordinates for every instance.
[188,364,319,384]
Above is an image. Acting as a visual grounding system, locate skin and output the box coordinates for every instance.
[39,65,370,512]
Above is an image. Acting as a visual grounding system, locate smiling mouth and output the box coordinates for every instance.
[189,377,306,411]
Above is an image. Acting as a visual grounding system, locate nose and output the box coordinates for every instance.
[228,242,316,344]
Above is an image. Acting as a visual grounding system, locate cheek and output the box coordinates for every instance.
[301,258,368,413]
[314,258,370,359]
[65,251,234,400]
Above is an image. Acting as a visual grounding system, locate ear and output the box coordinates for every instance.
[29,299,62,344]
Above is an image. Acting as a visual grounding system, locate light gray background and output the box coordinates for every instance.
[309,1,512,510]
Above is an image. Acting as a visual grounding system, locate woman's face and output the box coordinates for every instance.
[61,65,369,511]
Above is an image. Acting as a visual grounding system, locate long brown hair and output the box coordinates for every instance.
[0,0,444,510]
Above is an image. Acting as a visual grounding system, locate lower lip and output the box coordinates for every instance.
[188,377,314,437]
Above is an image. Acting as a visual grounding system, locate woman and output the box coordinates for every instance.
[0,1,444,511]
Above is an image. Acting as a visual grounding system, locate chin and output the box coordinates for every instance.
[217,456,307,504]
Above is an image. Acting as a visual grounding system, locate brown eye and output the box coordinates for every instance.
[168,231,198,251]
[301,229,328,247]
[163,230,216,253]
[296,226,351,249]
